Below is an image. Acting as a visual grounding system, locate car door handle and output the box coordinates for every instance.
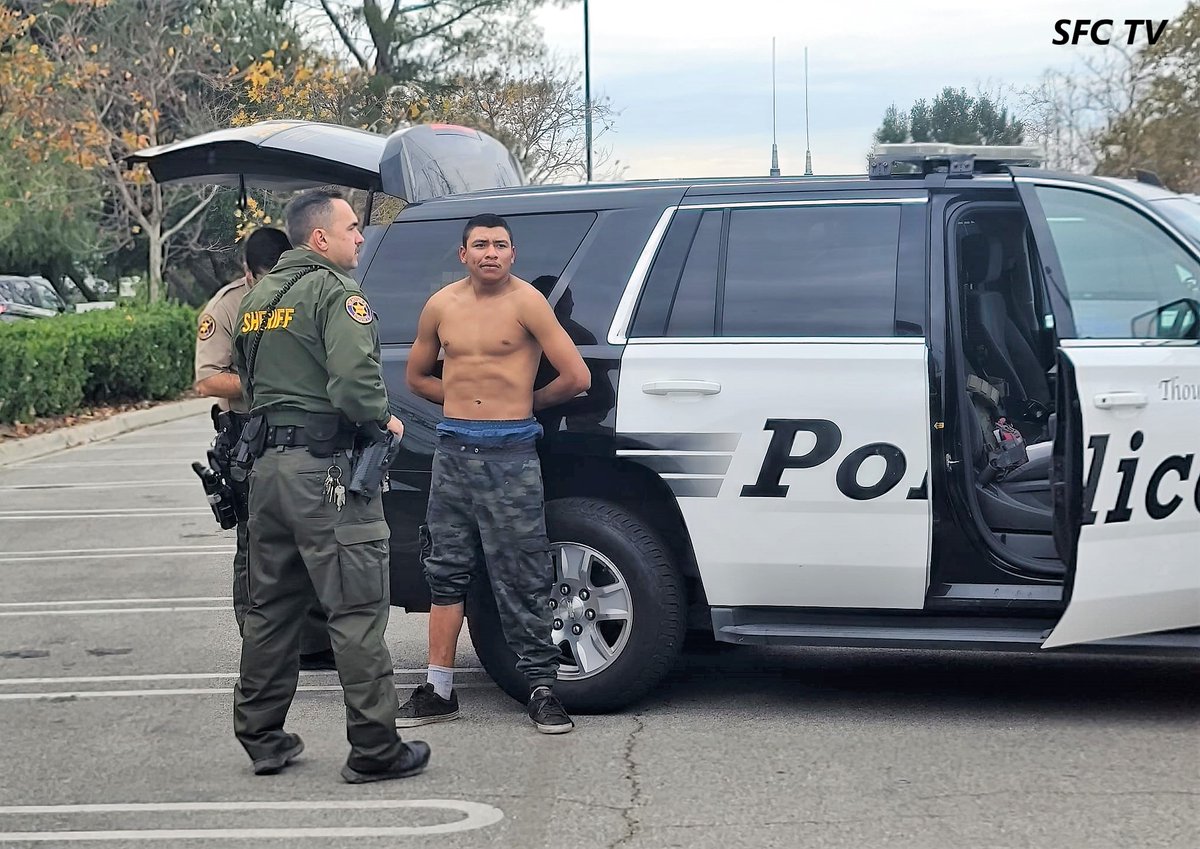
[641,380,722,396]
[1093,391,1148,409]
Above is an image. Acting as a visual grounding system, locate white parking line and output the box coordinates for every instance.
[0,546,235,564]
[0,799,504,841]
[0,683,492,701]
[0,606,228,618]
[7,545,232,556]
[0,596,232,608]
[77,442,208,450]
[0,509,209,521]
[19,461,205,469]
[0,481,192,491]
[0,668,484,685]
[40,444,201,452]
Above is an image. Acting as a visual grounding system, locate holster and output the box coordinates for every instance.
[348,422,402,499]
[303,411,345,458]
[232,414,267,475]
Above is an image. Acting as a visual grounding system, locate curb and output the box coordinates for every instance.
[0,397,213,467]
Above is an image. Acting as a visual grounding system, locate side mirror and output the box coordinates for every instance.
[1130,298,1200,340]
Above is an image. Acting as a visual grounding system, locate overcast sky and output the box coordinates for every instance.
[534,0,1189,179]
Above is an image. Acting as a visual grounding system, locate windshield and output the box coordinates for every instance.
[0,277,64,310]
[1152,198,1200,247]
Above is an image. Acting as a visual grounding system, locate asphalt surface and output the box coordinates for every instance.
[0,412,1196,848]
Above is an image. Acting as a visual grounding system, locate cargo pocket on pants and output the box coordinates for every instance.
[514,534,553,596]
[335,520,390,607]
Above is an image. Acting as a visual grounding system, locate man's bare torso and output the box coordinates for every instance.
[435,276,542,420]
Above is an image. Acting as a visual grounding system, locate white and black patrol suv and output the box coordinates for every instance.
[136,131,1200,711]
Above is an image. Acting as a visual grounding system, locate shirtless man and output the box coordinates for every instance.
[398,213,591,734]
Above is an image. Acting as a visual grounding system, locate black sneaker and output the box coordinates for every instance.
[528,686,574,734]
[299,649,337,671]
[396,683,459,727]
[252,734,305,775]
[340,741,431,784]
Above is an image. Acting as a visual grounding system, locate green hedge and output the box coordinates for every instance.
[0,304,197,424]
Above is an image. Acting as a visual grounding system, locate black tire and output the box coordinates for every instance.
[466,496,686,713]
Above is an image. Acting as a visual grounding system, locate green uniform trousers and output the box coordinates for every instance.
[232,517,331,656]
[233,446,405,770]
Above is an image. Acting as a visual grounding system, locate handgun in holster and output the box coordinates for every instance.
[348,422,403,500]
[193,406,251,527]
[192,461,240,530]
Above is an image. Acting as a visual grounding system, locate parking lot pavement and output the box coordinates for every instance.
[2,412,1198,848]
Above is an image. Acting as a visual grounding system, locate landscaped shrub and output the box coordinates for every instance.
[0,304,197,424]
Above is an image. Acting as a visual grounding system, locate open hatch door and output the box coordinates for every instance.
[127,120,525,201]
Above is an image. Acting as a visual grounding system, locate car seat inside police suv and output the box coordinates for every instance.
[955,211,1061,572]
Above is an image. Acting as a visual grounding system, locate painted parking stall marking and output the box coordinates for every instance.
[0,799,504,842]
[0,594,233,617]
[0,666,491,702]
[0,544,235,565]
[0,508,210,521]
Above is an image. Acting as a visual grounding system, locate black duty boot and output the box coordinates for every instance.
[252,734,305,775]
[396,683,459,727]
[340,741,432,784]
[528,686,574,734]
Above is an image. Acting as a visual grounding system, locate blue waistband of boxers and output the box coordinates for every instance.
[435,417,544,447]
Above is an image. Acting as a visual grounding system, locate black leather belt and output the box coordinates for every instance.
[264,425,355,449]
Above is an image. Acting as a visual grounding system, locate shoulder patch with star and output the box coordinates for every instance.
[197,313,216,340]
[345,294,373,325]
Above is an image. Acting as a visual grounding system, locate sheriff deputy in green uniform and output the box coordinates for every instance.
[231,189,430,783]
[194,226,335,671]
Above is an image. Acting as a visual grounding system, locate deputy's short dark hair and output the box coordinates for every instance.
[285,189,344,248]
[462,213,512,248]
[243,227,291,277]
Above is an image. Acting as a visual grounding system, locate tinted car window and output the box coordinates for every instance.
[666,210,721,336]
[630,209,701,337]
[365,212,596,344]
[721,205,901,337]
[1037,187,1200,338]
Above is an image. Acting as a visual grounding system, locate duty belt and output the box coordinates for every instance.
[264,425,355,449]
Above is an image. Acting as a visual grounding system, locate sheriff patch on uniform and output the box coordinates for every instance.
[198,314,216,340]
[345,294,373,325]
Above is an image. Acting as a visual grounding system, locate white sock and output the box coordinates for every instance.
[427,665,454,699]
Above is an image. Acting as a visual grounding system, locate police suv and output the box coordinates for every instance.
[136,131,1200,712]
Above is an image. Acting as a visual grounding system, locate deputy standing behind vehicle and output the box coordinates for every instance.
[194,227,335,670]
[230,190,430,782]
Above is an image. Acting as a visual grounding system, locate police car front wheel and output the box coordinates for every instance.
[466,497,686,713]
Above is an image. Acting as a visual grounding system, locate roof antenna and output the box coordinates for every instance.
[803,46,813,176]
[769,37,781,177]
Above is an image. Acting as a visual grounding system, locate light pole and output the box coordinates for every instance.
[584,0,593,182]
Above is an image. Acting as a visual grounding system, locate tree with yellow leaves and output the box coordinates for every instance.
[3,0,247,301]
[1,1,233,300]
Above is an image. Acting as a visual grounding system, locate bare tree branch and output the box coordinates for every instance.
[319,0,370,70]
[163,188,219,241]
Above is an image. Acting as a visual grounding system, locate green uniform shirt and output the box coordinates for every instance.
[232,248,388,426]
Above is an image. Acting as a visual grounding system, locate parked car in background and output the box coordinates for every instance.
[0,276,69,321]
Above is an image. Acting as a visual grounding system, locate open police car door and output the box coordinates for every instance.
[1014,170,1200,648]
[128,120,525,201]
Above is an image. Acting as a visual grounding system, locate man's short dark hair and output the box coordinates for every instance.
[284,189,345,248]
[462,213,512,248]
[243,227,292,277]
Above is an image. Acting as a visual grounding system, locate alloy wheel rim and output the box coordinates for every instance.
[548,541,633,680]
